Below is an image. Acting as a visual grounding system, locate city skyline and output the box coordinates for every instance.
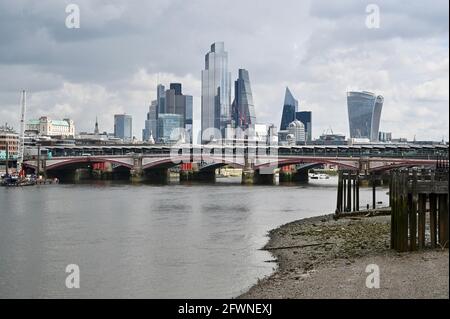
[0,0,448,141]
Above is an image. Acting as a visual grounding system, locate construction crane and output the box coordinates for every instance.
[17,90,26,175]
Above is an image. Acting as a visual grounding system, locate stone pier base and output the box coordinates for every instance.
[242,169,275,185]
[180,170,216,182]
[131,168,169,183]
[279,168,308,183]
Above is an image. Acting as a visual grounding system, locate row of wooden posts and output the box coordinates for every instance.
[390,168,449,252]
[336,171,360,213]
[336,167,449,252]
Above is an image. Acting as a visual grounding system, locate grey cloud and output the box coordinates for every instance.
[0,0,448,141]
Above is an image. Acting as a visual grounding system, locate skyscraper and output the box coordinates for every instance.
[157,84,166,115]
[231,69,256,130]
[157,114,184,143]
[164,83,193,142]
[201,42,231,142]
[347,91,384,142]
[143,100,158,142]
[114,114,132,142]
[295,111,312,142]
[280,87,298,131]
[143,83,193,143]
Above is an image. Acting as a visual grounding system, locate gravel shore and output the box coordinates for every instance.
[239,214,449,299]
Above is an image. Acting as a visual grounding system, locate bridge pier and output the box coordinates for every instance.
[131,167,169,183]
[180,170,216,182]
[179,163,216,182]
[241,168,275,185]
[279,165,309,183]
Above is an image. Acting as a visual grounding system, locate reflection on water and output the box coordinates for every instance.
[0,176,388,298]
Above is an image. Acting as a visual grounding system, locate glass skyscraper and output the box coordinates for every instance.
[347,91,384,142]
[142,100,158,142]
[143,83,193,143]
[157,84,166,115]
[280,87,298,131]
[157,114,184,143]
[114,114,132,142]
[231,69,256,130]
[201,42,231,142]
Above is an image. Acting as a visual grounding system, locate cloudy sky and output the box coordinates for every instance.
[0,0,448,141]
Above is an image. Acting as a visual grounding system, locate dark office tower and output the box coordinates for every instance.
[296,111,312,142]
[157,84,166,115]
[170,83,182,95]
[280,87,298,131]
[162,83,193,142]
[347,91,384,142]
[201,42,231,142]
[231,69,256,130]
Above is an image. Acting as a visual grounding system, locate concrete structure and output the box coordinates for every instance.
[315,133,347,145]
[201,42,231,142]
[347,91,383,142]
[379,131,392,143]
[26,117,75,138]
[0,124,19,160]
[287,120,306,144]
[22,143,448,185]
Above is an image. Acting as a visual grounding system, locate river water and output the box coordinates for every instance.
[0,176,388,298]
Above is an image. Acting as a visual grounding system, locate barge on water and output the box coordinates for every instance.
[1,174,37,187]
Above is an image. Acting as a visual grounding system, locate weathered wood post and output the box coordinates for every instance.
[429,193,438,248]
[438,193,449,248]
[355,173,360,212]
[5,141,9,175]
[418,193,426,249]
[336,171,343,214]
[390,167,448,252]
[372,173,376,209]
[347,172,352,212]
[409,170,418,251]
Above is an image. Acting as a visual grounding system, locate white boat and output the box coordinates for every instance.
[309,173,330,180]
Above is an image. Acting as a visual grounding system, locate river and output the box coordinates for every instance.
[0,176,388,298]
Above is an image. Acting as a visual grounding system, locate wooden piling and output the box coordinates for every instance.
[390,168,448,252]
[438,194,449,248]
[418,193,426,249]
[355,175,360,212]
[429,193,437,248]
[409,172,417,251]
[347,174,351,212]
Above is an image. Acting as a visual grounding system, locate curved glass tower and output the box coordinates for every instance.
[347,91,383,142]
[201,42,231,142]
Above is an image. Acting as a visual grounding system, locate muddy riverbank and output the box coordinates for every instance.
[240,214,449,299]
